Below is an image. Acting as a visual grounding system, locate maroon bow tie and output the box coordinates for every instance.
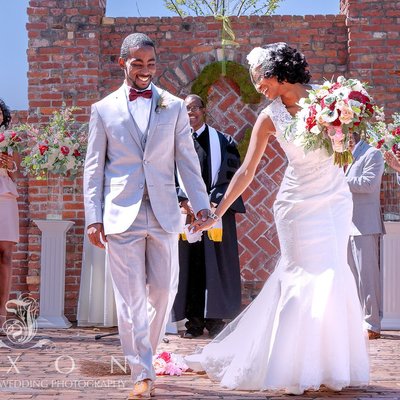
[129,88,152,101]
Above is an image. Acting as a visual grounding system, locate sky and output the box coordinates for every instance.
[0,0,339,110]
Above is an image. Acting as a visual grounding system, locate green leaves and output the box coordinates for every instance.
[163,0,282,17]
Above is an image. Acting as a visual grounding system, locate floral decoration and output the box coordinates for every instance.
[367,109,400,156]
[155,91,168,113]
[153,351,189,376]
[287,76,376,166]
[0,129,24,155]
[17,105,87,179]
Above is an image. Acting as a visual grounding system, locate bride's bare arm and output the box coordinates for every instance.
[191,112,275,231]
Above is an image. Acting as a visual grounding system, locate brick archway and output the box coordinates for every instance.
[157,51,286,301]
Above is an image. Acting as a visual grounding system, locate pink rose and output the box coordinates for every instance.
[0,133,5,143]
[339,106,354,125]
[153,358,167,375]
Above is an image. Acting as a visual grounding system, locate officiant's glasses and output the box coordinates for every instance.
[186,106,204,113]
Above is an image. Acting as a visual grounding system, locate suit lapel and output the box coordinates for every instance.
[345,140,366,176]
[115,85,143,151]
[143,85,161,152]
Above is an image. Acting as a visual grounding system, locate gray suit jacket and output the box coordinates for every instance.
[345,140,385,236]
[84,84,209,235]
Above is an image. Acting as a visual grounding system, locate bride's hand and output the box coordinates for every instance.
[189,216,216,233]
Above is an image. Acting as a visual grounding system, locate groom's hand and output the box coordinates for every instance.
[196,209,210,222]
[87,223,107,249]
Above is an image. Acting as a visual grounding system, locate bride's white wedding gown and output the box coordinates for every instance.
[185,96,369,394]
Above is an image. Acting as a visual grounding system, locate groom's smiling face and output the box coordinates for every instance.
[119,45,156,90]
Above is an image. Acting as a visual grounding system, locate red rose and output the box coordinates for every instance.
[376,139,385,149]
[328,82,342,93]
[392,144,398,153]
[306,116,316,130]
[10,131,22,142]
[393,127,400,136]
[73,149,81,157]
[348,91,370,104]
[61,146,70,155]
[39,144,49,155]
[366,103,374,114]
[158,352,171,363]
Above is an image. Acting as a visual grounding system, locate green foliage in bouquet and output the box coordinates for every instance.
[285,76,376,167]
[17,106,87,180]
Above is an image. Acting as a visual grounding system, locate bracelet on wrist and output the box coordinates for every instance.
[208,211,220,221]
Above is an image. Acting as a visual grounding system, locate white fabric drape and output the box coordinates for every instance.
[77,236,118,327]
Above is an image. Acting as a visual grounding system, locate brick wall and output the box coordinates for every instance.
[9,0,400,320]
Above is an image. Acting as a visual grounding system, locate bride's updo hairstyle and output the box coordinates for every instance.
[247,42,311,84]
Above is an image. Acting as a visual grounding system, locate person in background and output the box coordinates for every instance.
[0,98,19,335]
[173,94,245,339]
[345,131,385,339]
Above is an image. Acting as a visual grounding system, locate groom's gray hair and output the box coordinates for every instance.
[120,33,155,60]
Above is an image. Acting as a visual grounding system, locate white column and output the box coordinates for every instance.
[34,219,74,329]
[381,222,400,330]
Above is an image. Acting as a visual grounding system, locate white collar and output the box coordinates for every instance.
[193,123,206,137]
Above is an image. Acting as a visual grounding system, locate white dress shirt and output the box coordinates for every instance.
[124,83,152,134]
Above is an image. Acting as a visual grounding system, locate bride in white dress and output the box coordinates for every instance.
[187,43,369,395]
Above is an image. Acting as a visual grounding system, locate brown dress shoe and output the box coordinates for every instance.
[128,379,155,399]
[368,330,381,340]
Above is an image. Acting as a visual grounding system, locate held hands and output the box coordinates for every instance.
[180,199,195,224]
[190,208,219,233]
[87,223,107,249]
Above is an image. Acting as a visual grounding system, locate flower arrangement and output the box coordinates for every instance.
[153,351,189,376]
[18,105,87,179]
[287,76,376,166]
[0,129,24,155]
[155,91,168,113]
[367,109,400,155]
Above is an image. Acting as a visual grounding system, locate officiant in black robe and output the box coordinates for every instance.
[173,94,245,338]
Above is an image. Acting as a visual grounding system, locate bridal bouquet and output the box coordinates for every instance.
[18,105,87,179]
[0,129,24,155]
[367,110,400,154]
[153,351,189,376]
[288,76,376,166]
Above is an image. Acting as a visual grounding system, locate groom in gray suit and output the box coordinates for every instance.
[345,132,385,340]
[84,33,210,398]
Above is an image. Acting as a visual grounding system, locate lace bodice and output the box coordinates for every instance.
[263,96,333,175]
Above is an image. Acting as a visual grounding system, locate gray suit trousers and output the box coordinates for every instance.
[348,234,381,333]
[106,199,179,383]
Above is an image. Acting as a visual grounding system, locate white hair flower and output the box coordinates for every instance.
[246,47,268,69]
